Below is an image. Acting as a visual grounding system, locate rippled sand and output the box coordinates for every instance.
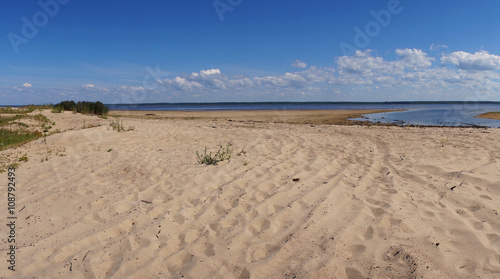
[1,110,499,278]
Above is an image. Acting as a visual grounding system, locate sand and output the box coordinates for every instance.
[1,110,500,278]
[108,109,397,125]
[477,112,500,121]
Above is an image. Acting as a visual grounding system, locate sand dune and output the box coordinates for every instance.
[1,111,499,278]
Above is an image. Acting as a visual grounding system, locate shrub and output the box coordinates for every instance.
[53,100,76,111]
[51,106,64,113]
[54,100,109,115]
[196,144,232,165]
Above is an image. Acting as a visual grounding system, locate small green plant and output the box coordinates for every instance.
[243,161,248,166]
[18,154,29,162]
[107,149,113,152]
[110,119,127,132]
[196,144,233,165]
[440,136,449,147]
[15,122,29,128]
[8,163,19,169]
[33,114,51,124]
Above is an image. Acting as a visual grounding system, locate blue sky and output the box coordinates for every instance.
[2,0,500,105]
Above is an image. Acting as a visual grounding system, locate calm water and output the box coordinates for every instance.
[107,102,500,128]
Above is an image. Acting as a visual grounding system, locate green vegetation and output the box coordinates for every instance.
[0,107,21,114]
[53,100,109,115]
[110,120,125,132]
[0,105,54,114]
[0,129,42,151]
[196,144,233,165]
[23,104,53,111]
[0,112,53,151]
[18,154,29,162]
[109,119,134,132]
[51,106,64,113]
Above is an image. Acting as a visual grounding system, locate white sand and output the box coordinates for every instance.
[1,111,500,278]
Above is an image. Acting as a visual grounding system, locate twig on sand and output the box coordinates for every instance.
[82,250,91,262]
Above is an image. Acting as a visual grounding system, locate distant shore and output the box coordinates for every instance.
[108,109,399,125]
[476,111,500,120]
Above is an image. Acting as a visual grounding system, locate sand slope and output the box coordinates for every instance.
[1,112,500,278]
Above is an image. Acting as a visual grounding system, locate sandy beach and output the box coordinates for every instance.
[1,110,500,278]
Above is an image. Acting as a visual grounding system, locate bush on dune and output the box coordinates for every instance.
[53,100,109,115]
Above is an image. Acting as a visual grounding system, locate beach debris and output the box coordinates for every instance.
[292,178,300,182]
[145,113,156,116]
[141,200,152,204]
[82,250,91,261]
[65,262,73,272]
[450,181,464,191]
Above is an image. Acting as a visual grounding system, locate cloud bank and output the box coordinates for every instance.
[5,48,500,104]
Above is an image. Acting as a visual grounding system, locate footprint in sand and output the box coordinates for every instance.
[487,234,500,246]
[345,267,366,279]
[363,226,374,240]
[349,244,366,256]
[369,206,385,217]
[484,255,500,273]
[480,195,493,200]
[171,213,185,224]
[251,244,279,261]
[166,251,193,273]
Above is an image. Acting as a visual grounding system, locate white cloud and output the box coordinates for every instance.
[430,44,449,51]
[11,48,500,103]
[441,51,500,71]
[200,69,221,76]
[81,84,96,89]
[396,48,434,70]
[291,60,307,68]
[336,50,401,75]
[22,82,32,88]
[147,49,500,99]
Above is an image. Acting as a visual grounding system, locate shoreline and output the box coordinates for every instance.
[109,109,497,128]
[108,109,401,126]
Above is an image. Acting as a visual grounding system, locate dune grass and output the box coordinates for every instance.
[0,129,42,151]
[0,112,53,151]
